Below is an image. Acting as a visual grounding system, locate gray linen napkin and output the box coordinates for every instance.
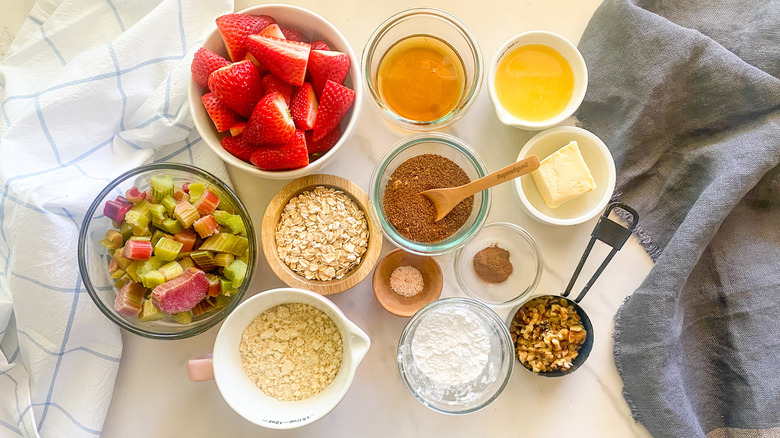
[575,0,780,436]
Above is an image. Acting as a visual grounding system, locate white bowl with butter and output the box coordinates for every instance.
[514,126,615,226]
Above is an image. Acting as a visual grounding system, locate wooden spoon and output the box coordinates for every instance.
[420,155,540,221]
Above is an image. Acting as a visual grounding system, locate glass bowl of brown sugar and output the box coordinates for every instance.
[453,222,543,307]
[369,133,491,256]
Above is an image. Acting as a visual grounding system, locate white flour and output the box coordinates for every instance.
[411,307,490,386]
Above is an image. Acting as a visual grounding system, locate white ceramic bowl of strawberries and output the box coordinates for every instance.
[188,4,363,180]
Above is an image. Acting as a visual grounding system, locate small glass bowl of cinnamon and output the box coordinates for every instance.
[453,222,542,307]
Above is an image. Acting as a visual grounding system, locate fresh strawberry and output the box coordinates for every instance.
[244,91,295,146]
[201,92,242,132]
[261,74,292,105]
[244,52,268,73]
[216,13,275,61]
[308,49,351,97]
[290,82,318,130]
[281,27,309,43]
[250,130,309,170]
[259,23,285,39]
[208,60,263,118]
[191,47,230,88]
[229,120,246,136]
[312,80,355,141]
[221,134,257,162]
[245,35,311,86]
[305,125,341,155]
[310,40,330,51]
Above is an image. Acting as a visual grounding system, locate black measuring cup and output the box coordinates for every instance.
[509,202,639,377]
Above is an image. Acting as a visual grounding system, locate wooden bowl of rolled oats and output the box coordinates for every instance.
[262,174,383,295]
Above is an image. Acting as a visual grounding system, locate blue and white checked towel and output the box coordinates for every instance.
[0,0,232,436]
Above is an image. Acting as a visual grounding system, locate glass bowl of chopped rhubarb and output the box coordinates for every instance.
[188,5,363,179]
[78,163,256,339]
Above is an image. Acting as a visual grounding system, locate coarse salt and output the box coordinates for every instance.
[389,265,424,297]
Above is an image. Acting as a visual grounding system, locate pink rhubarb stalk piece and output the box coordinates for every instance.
[151,267,209,314]
[122,239,153,260]
[114,282,145,316]
[193,215,219,239]
[193,190,220,216]
[205,273,221,297]
[125,187,147,203]
[174,228,198,253]
[103,196,132,223]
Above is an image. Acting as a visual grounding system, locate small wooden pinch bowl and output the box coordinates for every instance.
[372,249,443,317]
[262,174,383,295]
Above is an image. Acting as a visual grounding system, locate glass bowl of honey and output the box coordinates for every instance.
[362,8,483,131]
[488,31,588,131]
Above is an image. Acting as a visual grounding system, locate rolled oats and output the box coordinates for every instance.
[275,186,369,281]
[509,296,588,373]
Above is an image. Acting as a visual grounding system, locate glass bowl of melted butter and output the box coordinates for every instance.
[362,8,483,131]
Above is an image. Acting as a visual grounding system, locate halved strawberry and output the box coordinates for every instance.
[312,80,355,141]
[261,74,292,105]
[259,23,285,39]
[290,82,318,130]
[216,13,275,61]
[201,92,242,132]
[221,134,257,162]
[191,48,230,88]
[246,35,311,86]
[244,91,295,146]
[310,40,330,51]
[305,126,341,155]
[250,130,309,170]
[229,121,246,136]
[281,27,309,43]
[308,49,351,97]
[208,60,263,118]
[244,52,269,74]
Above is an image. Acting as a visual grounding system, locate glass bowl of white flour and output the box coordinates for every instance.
[397,297,513,414]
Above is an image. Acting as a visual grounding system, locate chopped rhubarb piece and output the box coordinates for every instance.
[150,174,174,201]
[125,187,147,203]
[161,217,184,234]
[187,183,205,203]
[205,273,221,297]
[174,228,198,252]
[158,261,184,281]
[191,298,218,317]
[103,196,132,223]
[179,257,196,271]
[154,237,183,261]
[199,233,248,256]
[114,282,145,316]
[172,311,193,324]
[138,299,165,322]
[193,190,220,216]
[190,251,217,271]
[151,268,209,314]
[112,249,133,270]
[122,239,153,260]
[161,195,177,215]
[173,187,190,203]
[193,215,220,238]
[99,229,123,251]
[173,200,200,228]
[139,269,166,289]
[214,252,234,267]
[225,260,248,288]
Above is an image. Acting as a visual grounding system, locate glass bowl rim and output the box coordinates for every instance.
[396,297,514,414]
[453,221,544,307]
[77,162,256,340]
[369,132,491,256]
[361,7,484,130]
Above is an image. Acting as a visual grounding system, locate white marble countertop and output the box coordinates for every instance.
[2,0,655,436]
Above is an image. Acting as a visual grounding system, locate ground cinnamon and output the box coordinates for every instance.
[472,244,512,283]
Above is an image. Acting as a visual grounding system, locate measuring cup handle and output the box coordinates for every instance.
[563,202,639,303]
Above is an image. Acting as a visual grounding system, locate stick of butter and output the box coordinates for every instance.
[531,141,596,208]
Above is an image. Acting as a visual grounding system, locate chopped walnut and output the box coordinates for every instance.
[510,296,588,373]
